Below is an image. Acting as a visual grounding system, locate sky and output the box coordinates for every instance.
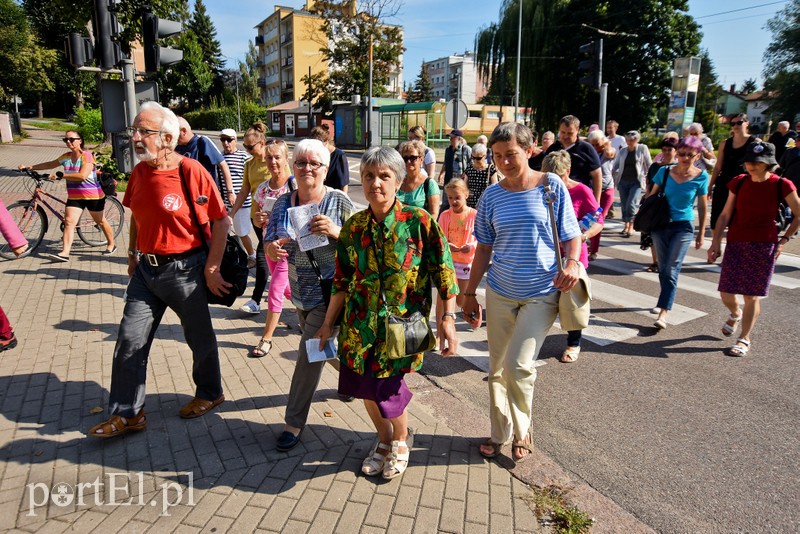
[206,0,788,93]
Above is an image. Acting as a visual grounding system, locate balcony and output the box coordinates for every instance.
[255,35,265,45]
[281,56,294,68]
[257,77,268,88]
[280,32,293,44]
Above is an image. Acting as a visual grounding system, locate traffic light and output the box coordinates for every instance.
[66,33,94,68]
[94,0,125,69]
[578,39,602,90]
[142,9,183,73]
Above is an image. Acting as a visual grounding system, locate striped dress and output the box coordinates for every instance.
[60,151,103,201]
[474,174,581,299]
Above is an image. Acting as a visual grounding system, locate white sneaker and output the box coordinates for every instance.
[240,300,261,314]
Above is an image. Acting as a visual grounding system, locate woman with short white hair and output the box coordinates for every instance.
[265,138,354,452]
[612,130,652,237]
[685,122,717,172]
[462,143,498,208]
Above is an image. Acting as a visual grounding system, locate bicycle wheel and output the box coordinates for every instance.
[0,201,48,260]
[77,196,125,246]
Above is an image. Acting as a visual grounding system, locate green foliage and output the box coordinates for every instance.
[300,71,333,112]
[94,151,127,184]
[696,49,722,133]
[309,0,405,100]
[74,106,104,143]
[526,484,594,533]
[187,0,224,103]
[238,40,260,103]
[407,63,433,103]
[159,31,214,110]
[764,0,800,122]
[183,101,270,131]
[0,0,32,104]
[476,0,701,131]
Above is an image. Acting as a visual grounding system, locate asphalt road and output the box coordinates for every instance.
[339,152,800,532]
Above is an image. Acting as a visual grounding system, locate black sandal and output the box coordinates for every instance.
[645,263,659,273]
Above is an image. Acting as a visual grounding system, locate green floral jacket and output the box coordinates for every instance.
[334,200,458,377]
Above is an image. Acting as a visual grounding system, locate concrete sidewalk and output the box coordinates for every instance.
[0,130,652,533]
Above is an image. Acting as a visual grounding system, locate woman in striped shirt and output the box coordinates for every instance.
[19,130,115,262]
[462,122,581,463]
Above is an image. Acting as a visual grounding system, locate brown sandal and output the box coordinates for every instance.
[512,430,534,463]
[179,395,224,419]
[479,438,502,459]
[88,411,146,439]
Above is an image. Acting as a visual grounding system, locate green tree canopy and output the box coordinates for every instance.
[407,62,433,103]
[696,49,722,132]
[237,40,259,103]
[763,0,800,123]
[476,0,701,131]
[187,0,224,102]
[309,0,405,101]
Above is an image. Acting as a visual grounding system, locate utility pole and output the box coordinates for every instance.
[514,0,522,122]
[367,33,373,148]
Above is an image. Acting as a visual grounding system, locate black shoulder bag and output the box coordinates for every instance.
[179,160,249,307]
[634,166,672,232]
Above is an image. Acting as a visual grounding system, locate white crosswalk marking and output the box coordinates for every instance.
[593,257,728,298]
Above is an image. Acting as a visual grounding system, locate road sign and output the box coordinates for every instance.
[444,99,468,129]
[99,80,159,133]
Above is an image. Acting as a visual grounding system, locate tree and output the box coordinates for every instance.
[763,0,800,122]
[695,49,722,132]
[309,0,405,101]
[0,0,32,104]
[300,70,333,112]
[237,40,259,103]
[159,31,213,110]
[187,0,224,103]
[407,62,433,103]
[475,0,701,131]
[739,78,758,95]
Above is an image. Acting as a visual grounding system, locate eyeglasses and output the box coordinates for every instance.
[677,152,698,158]
[473,156,485,160]
[62,137,81,143]
[402,155,420,162]
[731,120,747,126]
[293,160,325,170]
[126,127,160,138]
[220,137,235,143]
[242,141,261,151]
[688,131,700,136]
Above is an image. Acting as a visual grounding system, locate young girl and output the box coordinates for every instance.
[437,179,480,325]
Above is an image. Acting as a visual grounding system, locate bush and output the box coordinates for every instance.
[73,106,104,143]
[183,101,272,132]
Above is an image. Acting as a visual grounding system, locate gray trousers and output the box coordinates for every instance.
[284,305,340,429]
[108,251,223,418]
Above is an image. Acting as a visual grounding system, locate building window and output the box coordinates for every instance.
[487,111,499,119]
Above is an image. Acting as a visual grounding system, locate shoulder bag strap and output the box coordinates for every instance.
[543,175,564,274]
[177,160,210,252]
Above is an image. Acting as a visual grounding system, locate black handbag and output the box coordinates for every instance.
[634,166,672,232]
[306,249,343,326]
[179,161,249,307]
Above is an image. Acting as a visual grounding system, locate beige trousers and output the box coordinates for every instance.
[485,287,559,444]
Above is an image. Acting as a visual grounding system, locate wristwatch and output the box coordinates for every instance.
[127,249,139,257]
[441,312,457,321]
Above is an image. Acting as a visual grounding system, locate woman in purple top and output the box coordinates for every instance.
[542,150,603,363]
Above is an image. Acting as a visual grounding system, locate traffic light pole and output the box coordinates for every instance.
[122,59,138,171]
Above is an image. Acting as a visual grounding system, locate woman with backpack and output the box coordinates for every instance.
[396,140,441,220]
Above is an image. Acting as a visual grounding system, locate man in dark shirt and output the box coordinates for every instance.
[546,115,602,201]
[176,117,235,208]
[768,121,798,163]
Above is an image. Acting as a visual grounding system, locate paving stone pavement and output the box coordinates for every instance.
[0,133,548,533]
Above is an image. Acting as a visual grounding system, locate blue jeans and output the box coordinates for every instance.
[618,180,642,223]
[109,251,223,418]
[651,221,694,311]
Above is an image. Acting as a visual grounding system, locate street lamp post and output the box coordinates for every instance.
[514,0,522,122]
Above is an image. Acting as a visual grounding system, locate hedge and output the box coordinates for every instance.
[183,102,272,132]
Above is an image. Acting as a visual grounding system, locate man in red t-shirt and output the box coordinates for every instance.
[88,101,232,439]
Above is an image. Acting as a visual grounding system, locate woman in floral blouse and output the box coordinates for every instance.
[316,146,459,480]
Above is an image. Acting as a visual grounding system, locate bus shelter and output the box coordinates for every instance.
[378,101,448,146]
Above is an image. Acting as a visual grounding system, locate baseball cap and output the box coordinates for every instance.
[449,129,464,137]
[743,142,777,165]
[220,128,237,139]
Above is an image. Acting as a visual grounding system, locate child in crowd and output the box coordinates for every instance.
[437,179,481,325]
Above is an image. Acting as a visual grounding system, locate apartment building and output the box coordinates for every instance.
[424,52,487,105]
[255,0,403,107]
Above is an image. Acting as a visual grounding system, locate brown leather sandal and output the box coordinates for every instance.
[512,429,534,463]
[179,395,225,419]
[88,411,146,439]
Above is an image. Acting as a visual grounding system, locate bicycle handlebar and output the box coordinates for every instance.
[17,168,60,182]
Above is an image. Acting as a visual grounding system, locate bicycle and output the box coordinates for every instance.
[0,169,125,260]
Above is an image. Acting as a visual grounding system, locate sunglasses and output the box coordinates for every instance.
[677,152,698,158]
[220,137,235,143]
[62,137,81,143]
[731,120,747,126]
[243,142,261,151]
[402,155,420,162]
[473,156,485,160]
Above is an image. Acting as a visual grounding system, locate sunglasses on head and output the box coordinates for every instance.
[63,137,81,143]
[731,120,747,126]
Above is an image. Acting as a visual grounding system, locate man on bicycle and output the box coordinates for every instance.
[88,101,231,439]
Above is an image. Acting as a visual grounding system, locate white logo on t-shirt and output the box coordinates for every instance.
[162,194,183,211]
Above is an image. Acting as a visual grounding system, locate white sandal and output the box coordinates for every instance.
[728,338,750,357]
[721,313,741,337]
[382,428,414,480]
[362,442,391,476]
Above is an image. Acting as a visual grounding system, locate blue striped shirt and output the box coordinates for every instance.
[474,173,581,299]
[222,149,252,209]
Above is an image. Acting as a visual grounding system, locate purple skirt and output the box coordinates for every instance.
[718,241,778,297]
[338,354,413,419]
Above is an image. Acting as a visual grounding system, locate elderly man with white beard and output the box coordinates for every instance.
[87,101,231,439]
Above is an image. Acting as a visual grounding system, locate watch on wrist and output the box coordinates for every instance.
[127,249,139,257]
[441,312,457,321]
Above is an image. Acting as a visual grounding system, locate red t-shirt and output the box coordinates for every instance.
[726,173,796,243]
[123,157,227,254]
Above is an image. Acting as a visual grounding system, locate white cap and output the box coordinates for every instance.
[220,128,237,138]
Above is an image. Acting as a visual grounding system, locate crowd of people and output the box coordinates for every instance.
[4,102,799,481]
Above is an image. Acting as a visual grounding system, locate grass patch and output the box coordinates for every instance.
[522,484,595,533]
[26,120,75,132]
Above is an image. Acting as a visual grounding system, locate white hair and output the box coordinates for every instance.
[779,121,790,129]
[472,143,487,157]
[294,138,330,167]
[477,135,488,144]
[587,130,607,143]
[138,101,179,150]
[689,122,704,134]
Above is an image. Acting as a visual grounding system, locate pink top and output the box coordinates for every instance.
[566,182,602,268]
[0,198,27,251]
[438,207,477,265]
